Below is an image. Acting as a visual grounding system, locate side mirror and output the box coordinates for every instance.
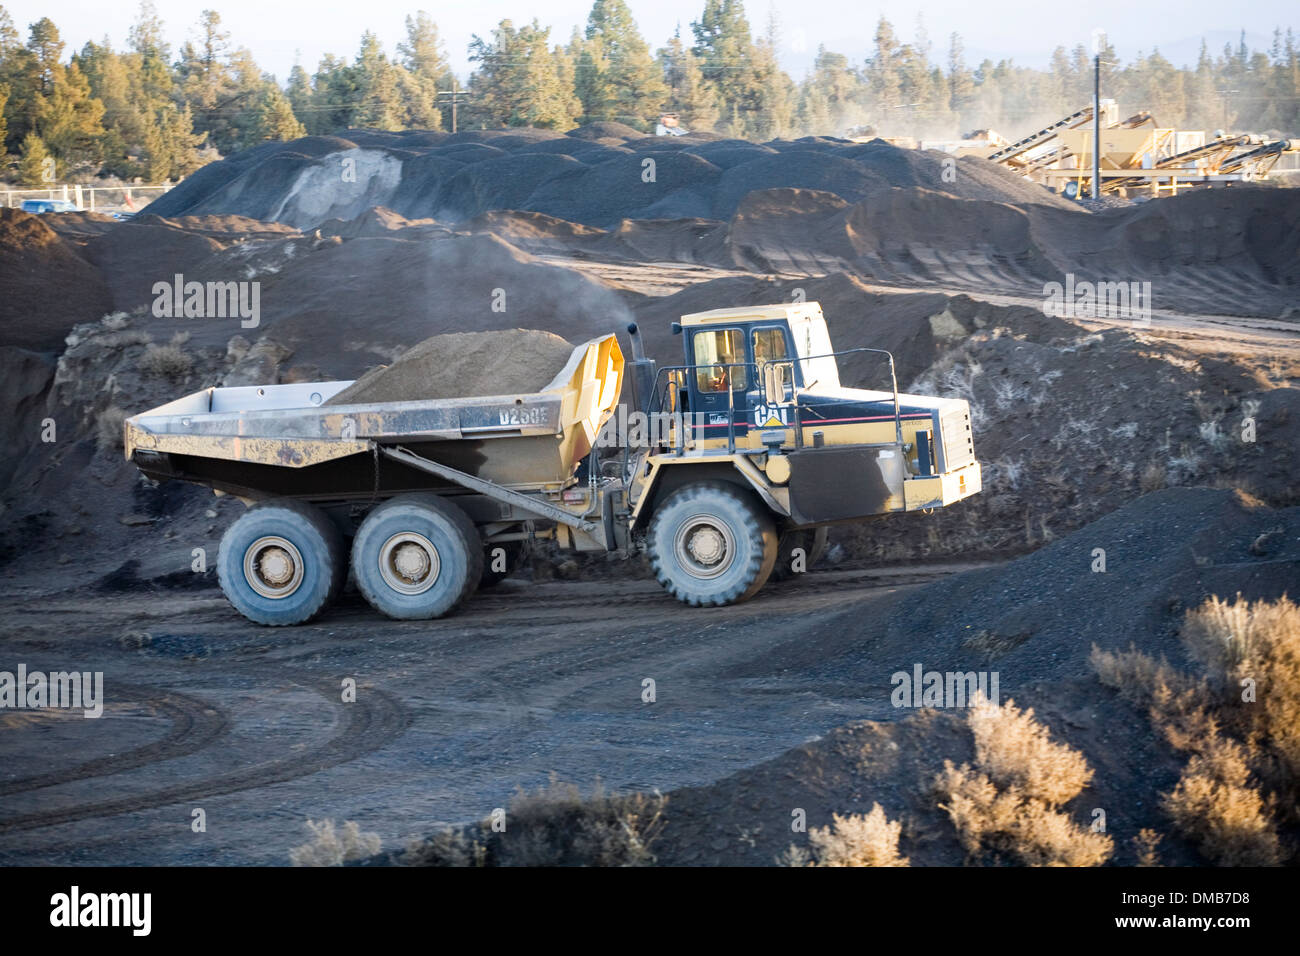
[763,363,786,398]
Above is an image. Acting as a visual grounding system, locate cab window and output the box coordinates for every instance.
[693,328,748,392]
[752,327,790,371]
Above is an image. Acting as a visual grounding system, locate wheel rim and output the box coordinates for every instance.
[378,532,441,595]
[673,513,736,579]
[244,535,305,599]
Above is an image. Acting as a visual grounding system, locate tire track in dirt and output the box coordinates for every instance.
[0,686,226,797]
[0,680,408,833]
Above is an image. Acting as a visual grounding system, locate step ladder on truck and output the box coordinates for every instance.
[124,301,983,624]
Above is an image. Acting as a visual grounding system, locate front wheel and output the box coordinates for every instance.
[648,481,778,606]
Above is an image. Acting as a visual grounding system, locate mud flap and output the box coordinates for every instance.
[785,444,904,524]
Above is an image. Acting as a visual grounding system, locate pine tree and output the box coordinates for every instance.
[948,34,974,120]
[468,19,580,129]
[17,130,52,183]
[245,83,304,145]
[285,62,313,130]
[353,31,404,129]
[658,28,718,131]
[577,0,666,128]
[397,11,451,129]
[176,9,238,151]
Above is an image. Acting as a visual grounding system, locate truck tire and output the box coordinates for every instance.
[648,481,778,606]
[770,526,830,581]
[479,540,526,589]
[216,499,344,626]
[351,494,483,620]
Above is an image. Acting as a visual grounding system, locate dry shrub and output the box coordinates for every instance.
[936,762,1112,867]
[96,405,127,452]
[139,334,193,382]
[1132,828,1162,866]
[1090,594,1298,864]
[1139,461,1166,492]
[1182,594,1300,802]
[935,695,1111,866]
[289,818,381,866]
[401,777,665,867]
[793,804,909,867]
[1163,737,1281,866]
[1091,645,1221,752]
[968,695,1092,805]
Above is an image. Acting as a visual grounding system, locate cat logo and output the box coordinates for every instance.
[753,404,790,428]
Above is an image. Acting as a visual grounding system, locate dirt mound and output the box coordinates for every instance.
[567,121,645,141]
[252,232,632,374]
[316,206,442,239]
[712,151,888,218]
[524,151,721,224]
[325,329,575,404]
[432,153,585,221]
[0,346,56,490]
[139,128,1074,231]
[83,220,224,313]
[832,489,1300,690]
[0,209,113,350]
[158,214,300,240]
[40,211,119,242]
[461,209,607,253]
[707,184,1297,316]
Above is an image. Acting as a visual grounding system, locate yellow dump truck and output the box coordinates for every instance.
[125,301,981,624]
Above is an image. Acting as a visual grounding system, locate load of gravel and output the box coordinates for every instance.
[325,329,576,405]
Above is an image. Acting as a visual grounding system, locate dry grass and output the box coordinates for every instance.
[95,405,127,452]
[1162,737,1281,866]
[1132,828,1162,866]
[400,777,665,867]
[289,818,382,866]
[1139,461,1166,492]
[788,804,909,867]
[138,334,193,382]
[1182,594,1300,805]
[967,695,1093,805]
[1091,594,1297,864]
[934,695,1112,866]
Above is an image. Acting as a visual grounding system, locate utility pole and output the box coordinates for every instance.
[436,77,470,133]
[1092,51,1101,200]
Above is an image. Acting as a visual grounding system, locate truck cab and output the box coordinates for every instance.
[626,301,981,530]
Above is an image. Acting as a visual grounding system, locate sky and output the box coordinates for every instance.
[8,0,1296,82]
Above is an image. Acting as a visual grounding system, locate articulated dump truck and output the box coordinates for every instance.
[125,302,982,625]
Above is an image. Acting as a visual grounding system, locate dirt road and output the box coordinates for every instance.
[0,562,984,865]
[549,254,1300,359]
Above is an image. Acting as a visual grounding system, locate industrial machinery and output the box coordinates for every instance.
[979,101,1296,196]
[125,302,981,624]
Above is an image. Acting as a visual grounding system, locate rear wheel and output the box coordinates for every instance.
[648,481,778,606]
[216,499,344,626]
[351,494,483,620]
[479,540,526,589]
[770,526,830,581]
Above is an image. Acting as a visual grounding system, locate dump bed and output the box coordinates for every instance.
[125,335,623,496]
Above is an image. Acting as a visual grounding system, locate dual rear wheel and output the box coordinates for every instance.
[217,494,482,626]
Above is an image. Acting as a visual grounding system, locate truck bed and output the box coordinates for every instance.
[124,335,624,498]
